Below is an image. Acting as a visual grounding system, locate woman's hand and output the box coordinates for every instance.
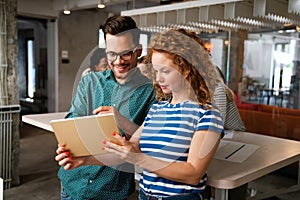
[103,133,144,165]
[54,144,87,170]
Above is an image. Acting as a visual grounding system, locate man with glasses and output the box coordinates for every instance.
[56,15,157,200]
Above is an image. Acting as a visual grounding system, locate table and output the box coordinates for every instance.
[208,131,300,200]
[22,112,67,132]
[22,113,300,200]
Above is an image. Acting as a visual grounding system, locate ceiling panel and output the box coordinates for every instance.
[17,0,300,33]
[121,0,300,33]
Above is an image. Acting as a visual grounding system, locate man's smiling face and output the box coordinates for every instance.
[106,32,140,83]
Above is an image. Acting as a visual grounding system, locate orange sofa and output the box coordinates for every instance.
[237,104,300,141]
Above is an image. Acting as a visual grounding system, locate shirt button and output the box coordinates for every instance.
[89,180,93,183]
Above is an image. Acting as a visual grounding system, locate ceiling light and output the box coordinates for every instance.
[286,29,296,33]
[63,9,71,15]
[63,0,71,15]
[98,0,106,9]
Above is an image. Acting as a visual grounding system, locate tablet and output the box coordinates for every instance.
[50,113,120,157]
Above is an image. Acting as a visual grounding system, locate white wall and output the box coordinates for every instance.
[211,38,224,69]
[243,40,273,86]
[243,40,272,77]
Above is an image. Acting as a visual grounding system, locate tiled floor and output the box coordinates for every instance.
[3,123,300,200]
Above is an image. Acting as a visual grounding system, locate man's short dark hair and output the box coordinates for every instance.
[102,15,140,46]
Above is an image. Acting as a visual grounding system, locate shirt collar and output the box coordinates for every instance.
[103,69,115,81]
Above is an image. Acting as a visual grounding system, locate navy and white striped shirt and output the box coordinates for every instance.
[139,100,224,197]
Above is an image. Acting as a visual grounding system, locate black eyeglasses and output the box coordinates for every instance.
[106,46,138,62]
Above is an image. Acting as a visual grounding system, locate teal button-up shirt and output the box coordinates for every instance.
[58,69,157,200]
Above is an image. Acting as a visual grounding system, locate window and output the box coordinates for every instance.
[273,41,295,90]
[140,33,148,56]
[27,39,36,98]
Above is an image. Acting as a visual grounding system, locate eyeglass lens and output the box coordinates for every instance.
[107,47,137,61]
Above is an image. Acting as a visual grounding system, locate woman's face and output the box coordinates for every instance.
[151,51,185,95]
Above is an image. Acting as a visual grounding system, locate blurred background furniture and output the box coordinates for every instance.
[238,104,300,141]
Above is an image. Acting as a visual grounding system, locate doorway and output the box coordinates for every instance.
[18,16,58,115]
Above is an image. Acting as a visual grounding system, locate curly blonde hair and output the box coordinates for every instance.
[148,29,220,105]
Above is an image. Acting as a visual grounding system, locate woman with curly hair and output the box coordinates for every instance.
[102,29,224,200]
